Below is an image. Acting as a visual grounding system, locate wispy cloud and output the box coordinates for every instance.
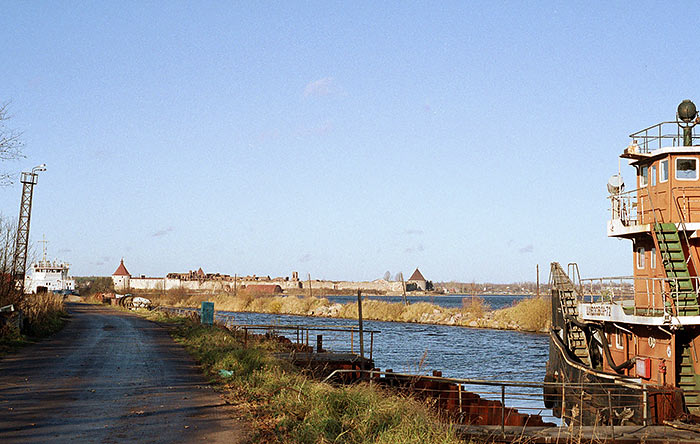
[91,256,111,266]
[152,227,174,237]
[404,229,424,235]
[57,248,71,254]
[519,244,534,254]
[299,253,312,263]
[296,120,333,138]
[404,244,425,254]
[304,77,336,97]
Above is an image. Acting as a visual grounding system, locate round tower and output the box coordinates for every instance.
[112,259,131,291]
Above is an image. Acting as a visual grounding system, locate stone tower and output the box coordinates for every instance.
[112,259,131,291]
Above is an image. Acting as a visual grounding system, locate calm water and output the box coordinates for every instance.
[325,294,529,310]
[216,302,553,421]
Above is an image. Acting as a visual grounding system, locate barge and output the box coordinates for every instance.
[545,100,700,425]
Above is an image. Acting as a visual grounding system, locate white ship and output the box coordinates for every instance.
[24,240,76,294]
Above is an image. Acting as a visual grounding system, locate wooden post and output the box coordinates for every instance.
[401,273,407,305]
[358,289,365,370]
[308,273,312,299]
[316,334,323,353]
[458,384,462,415]
[536,264,540,298]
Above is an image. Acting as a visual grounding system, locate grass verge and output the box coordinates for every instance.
[0,293,67,357]
[148,311,461,444]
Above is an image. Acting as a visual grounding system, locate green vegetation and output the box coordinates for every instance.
[150,312,460,444]
[74,276,114,297]
[143,290,552,333]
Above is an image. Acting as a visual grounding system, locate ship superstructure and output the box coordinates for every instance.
[24,240,75,294]
[545,100,700,425]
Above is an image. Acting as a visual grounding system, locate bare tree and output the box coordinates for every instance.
[382,271,391,281]
[0,216,19,306]
[0,102,25,185]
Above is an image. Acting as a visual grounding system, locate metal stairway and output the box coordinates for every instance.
[551,263,590,366]
[679,344,700,413]
[654,223,700,316]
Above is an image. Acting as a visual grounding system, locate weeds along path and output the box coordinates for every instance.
[0,303,248,444]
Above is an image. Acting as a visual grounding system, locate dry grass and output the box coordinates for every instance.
[152,313,461,444]
[20,293,66,337]
[493,296,551,332]
[141,288,551,333]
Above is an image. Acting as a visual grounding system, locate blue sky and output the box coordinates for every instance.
[1,2,698,283]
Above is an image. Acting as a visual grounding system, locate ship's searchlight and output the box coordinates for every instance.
[607,174,624,195]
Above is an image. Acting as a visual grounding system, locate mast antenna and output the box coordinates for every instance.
[11,164,46,294]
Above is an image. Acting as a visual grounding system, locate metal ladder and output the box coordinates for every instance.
[551,263,590,366]
[679,344,700,413]
[654,223,699,316]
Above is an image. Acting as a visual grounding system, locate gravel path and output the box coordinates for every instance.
[0,303,248,443]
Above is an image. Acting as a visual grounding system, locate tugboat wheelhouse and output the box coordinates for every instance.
[545,100,700,425]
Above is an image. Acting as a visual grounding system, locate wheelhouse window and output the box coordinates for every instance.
[637,247,645,269]
[651,247,656,269]
[660,159,669,182]
[651,165,657,186]
[640,165,648,187]
[676,158,698,180]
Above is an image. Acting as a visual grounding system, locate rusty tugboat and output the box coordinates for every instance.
[545,100,700,426]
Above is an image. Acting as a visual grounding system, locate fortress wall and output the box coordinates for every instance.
[129,278,165,290]
[127,276,401,293]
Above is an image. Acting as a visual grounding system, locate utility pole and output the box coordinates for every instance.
[12,164,46,295]
[308,273,312,298]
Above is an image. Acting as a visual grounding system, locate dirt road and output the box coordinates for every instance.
[0,303,248,443]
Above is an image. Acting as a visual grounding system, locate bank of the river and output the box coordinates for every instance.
[146,310,462,444]
[145,291,551,333]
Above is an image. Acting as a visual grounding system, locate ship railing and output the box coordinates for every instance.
[611,185,700,227]
[579,276,700,316]
[156,305,379,359]
[322,369,657,430]
[609,188,641,226]
[628,121,696,153]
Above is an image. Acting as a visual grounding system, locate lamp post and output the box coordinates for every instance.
[12,164,46,294]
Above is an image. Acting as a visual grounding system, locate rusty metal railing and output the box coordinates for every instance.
[321,369,654,433]
[156,305,380,358]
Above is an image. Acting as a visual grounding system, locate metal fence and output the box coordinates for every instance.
[155,305,380,358]
[322,369,654,432]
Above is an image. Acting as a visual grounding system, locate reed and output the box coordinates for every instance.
[493,296,551,332]
[142,289,550,333]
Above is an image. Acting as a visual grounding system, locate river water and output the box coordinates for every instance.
[217,293,553,421]
[326,293,529,310]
